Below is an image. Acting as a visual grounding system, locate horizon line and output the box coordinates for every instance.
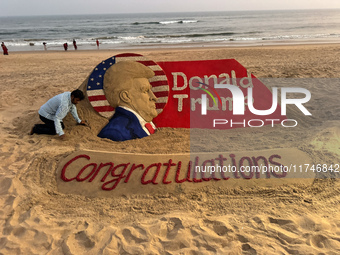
[1,7,339,18]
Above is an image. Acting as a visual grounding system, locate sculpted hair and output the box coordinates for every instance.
[103,61,155,108]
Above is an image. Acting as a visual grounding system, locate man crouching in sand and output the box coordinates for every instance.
[30,89,86,139]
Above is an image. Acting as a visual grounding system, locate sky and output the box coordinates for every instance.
[1,0,340,16]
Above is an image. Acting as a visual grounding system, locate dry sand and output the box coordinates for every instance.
[1,44,340,254]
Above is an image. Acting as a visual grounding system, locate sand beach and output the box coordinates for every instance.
[1,44,340,254]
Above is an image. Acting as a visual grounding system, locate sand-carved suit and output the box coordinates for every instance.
[97,61,158,141]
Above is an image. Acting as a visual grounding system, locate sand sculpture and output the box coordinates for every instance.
[53,53,317,198]
[76,53,169,142]
[97,61,158,141]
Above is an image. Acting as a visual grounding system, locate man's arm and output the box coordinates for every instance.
[54,96,69,136]
[54,111,66,136]
[70,105,82,124]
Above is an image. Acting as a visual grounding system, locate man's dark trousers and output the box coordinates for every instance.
[32,115,64,135]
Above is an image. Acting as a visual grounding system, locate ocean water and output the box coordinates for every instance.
[1,9,340,51]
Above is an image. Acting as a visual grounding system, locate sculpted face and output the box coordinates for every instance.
[126,78,158,122]
[103,61,158,122]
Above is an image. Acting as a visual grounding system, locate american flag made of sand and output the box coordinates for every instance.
[86,53,169,119]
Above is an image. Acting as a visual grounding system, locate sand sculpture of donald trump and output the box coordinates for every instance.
[97,61,158,141]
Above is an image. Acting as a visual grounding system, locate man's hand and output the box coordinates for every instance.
[78,120,87,126]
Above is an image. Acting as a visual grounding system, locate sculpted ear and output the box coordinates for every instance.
[119,90,131,103]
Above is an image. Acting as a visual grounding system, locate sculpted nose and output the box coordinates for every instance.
[149,90,157,102]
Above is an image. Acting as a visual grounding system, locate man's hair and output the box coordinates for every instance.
[103,61,154,108]
[71,89,85,100]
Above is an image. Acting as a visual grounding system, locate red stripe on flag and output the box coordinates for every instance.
[93,106,114,112]
[116,53,141,58]
[88,95,107,101]
[154,91,169,97]
[137,60,158,66]
[150,80,169,87]
[156,103,167,108]
[154,70,166,76]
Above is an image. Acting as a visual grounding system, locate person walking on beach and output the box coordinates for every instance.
[1,42,8,55]
[63,42,68,51]
[43,42,47,50]
[96,39,99,49]
[73,39,77,50]
[30,89,86,140]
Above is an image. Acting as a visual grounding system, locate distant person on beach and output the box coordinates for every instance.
[96,39,99,49]
[63,43,68,51]
[30,89,86,140]
[43,42,47,51]
[1,42,8,55]
[73,39,77,50]
[97,61,158,141]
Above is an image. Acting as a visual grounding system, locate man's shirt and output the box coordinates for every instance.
[39,92,81,136]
